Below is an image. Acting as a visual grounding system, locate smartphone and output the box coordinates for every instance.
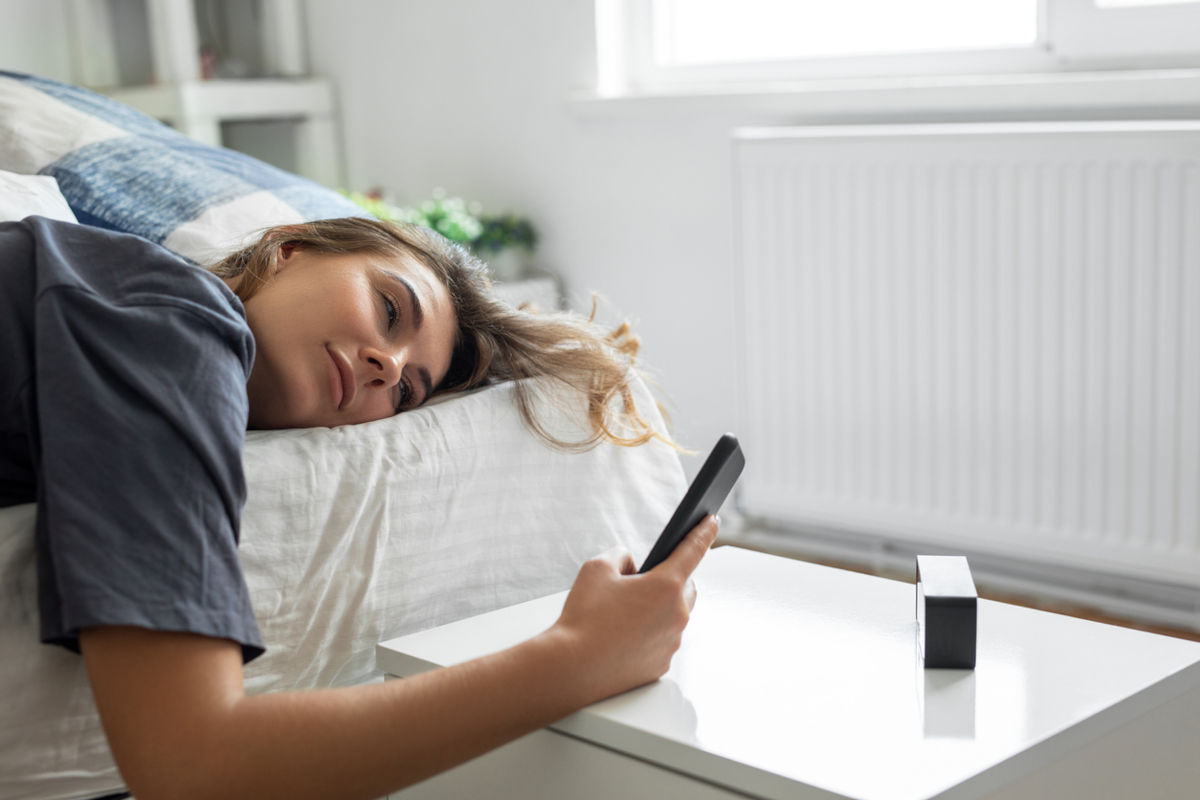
[639,433,745,573]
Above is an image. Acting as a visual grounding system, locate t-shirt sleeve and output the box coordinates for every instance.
[31,225,264,662]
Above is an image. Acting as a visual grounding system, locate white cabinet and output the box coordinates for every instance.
[490,276,561,311]
[378,547,1200,799]
[66,0,342,187]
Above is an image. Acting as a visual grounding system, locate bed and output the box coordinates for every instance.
[0,72,685,799]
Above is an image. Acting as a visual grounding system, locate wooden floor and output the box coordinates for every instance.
[720,541,1200,643]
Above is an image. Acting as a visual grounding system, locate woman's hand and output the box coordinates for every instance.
[547,515,720,703]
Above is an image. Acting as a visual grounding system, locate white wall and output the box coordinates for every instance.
[0,0,73,81]
[304,0,752,463]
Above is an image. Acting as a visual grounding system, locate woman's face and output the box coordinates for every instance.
[237,246,458,429]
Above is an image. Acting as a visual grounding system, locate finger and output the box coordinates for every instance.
[659,515,719,580]
[591,546,633,573]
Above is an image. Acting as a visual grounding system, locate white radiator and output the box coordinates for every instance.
[733,123,1200,587]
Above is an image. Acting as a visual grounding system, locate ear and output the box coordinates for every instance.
[274,242,298,272]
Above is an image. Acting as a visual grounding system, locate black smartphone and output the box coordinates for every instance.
[639,433,745,573]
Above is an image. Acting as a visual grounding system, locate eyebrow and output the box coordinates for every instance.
[383,270,424,330]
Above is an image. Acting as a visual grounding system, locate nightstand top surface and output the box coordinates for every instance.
[377,547,1200,800]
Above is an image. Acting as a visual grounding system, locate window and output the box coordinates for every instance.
[596,0,1200,95]
[652,0,1038,66]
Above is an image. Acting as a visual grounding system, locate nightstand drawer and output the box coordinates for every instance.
[389,724,744,799]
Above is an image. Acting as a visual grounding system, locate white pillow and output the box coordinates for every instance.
[0,169,77,223]
[239,377,684,692]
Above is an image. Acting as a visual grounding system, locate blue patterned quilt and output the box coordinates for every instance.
[0,71,364,263]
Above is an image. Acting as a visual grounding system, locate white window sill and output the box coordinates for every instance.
[568,68,1200,120]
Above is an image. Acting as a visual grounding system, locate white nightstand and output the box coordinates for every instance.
[377,547,1200,799]
[490,276,560,311]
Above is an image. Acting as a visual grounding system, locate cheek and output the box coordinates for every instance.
[258,287,373,344]
[246,287,302,336]
[327,288,379,335]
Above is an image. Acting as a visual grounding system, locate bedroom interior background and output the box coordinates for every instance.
[2,0,1199,634]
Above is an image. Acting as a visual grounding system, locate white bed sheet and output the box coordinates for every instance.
[0,378,684,799]
[239,378,684,693]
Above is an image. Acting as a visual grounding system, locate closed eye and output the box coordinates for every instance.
[394,377,415,414]
[381,291,399,329]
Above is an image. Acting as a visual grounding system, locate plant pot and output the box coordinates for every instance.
[485,247,530,282]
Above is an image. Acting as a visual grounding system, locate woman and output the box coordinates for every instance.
[0,214,715,799]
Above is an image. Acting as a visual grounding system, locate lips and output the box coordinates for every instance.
[327,347,356,410]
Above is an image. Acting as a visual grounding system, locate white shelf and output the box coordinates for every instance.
[67,0,342,187]
[104,78,334,123]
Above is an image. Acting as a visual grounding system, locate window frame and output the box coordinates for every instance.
[1052,0,1200,63]
[596,0,1200,97]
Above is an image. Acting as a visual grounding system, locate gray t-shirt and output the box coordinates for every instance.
[0,216,264,661]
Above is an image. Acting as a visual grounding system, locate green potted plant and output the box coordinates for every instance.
[472,213,538,281]
[343,188,537,281]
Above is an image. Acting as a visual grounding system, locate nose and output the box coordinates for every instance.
[362,345,405,388]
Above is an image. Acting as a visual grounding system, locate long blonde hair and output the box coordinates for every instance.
[209,217,669,450]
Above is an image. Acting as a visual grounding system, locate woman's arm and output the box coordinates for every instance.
[81,516,719,800]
